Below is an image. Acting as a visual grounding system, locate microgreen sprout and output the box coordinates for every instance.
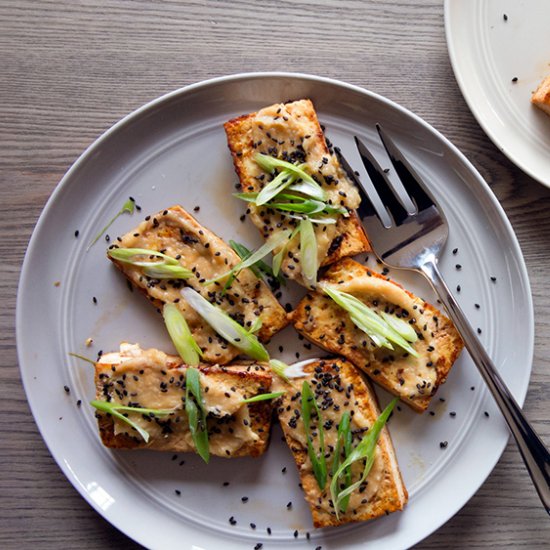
[87,198,135,251]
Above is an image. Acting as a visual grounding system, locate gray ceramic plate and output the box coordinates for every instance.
[17,73,533,549]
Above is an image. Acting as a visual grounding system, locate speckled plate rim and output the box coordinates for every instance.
[16,72,534,549]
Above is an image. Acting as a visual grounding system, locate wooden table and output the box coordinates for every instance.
[1,1,549,548]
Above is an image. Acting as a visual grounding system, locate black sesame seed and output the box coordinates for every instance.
[471,386,475,391]
[503,13,508,21]
[63,385,70,394]
[241,496,249,502]
[76,399,82,407]
[440,441,448,449]
[450,411,456,417]
[429,411,435,416]
[456,285,461,292]
[254,544,263,550]
[250,522,256,529]
[484,411,490,417]
[286,501,292,509]
[475,303,480,309]
[193,206,200,212]
[452,247,458,255]
[175,489,181,496]
[477,327,482,334]
[74,230,79,238]
[223,481,230,486]
[490,276,497,282]
[512,77,518,83]
[266,527,272,535]
[92,296,98,304]
[455,264,462,270]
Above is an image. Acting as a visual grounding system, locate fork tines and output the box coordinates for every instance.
[349,125,438,228]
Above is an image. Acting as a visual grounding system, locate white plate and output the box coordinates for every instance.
[445,0,550,187]
[17,73,533,550]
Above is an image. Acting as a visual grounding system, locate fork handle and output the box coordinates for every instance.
[421,259,550,514]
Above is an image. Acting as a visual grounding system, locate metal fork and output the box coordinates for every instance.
[335,125,550,514]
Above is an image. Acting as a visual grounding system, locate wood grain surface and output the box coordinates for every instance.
[1,1,549,548]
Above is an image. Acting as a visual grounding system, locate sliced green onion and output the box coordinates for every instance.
[242,391,285,404]
[234,192,347,217]
[142,264,193,279]
[108,247,178,266]
[380,311,418,343]
[284,212,337,225]
[162,303,203,366]
[204,231,290,286]
[256,170,297,206]
[302,381,327,490]
[90,400,173,443]
[300,219,318,289]
[330,398,397,518]
[286,180,327,202]
[108,248,192,279]
[272,225,301,276]
[181,287,269,361]
[247,316,263,335]
[229,240,285,285]
[185,367,209,463]
[87,198,135,251]
[255,153,326,202]
[331,411,353,513]
[68,352,96,365]
[270,199,325,214]
[268,359,290,382]
[255,154,315,184]
[321,285,419,357]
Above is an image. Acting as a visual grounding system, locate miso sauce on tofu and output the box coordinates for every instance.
[272,358,407,527]
[109,206,288,364]
[95,344,270,457]
[225,99,368,285]
[292,259,463,412]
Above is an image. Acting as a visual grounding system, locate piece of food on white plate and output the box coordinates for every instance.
[272,357,408,528]
[224,99,370,289]
[531,75,550,117]
[107,205,288,365]
[291,258,463,413]
[91,343,275,460]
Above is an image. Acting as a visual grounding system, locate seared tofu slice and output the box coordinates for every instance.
[273,357,407,528]
[108,205,288,364]
[224,99,369,287]
[94,343,273,458]
[532,75,550,117]
[291,258,463,412]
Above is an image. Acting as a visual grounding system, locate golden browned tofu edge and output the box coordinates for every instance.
[531,75,550,116]
[291,258,464,413]
[276,358,407,528]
